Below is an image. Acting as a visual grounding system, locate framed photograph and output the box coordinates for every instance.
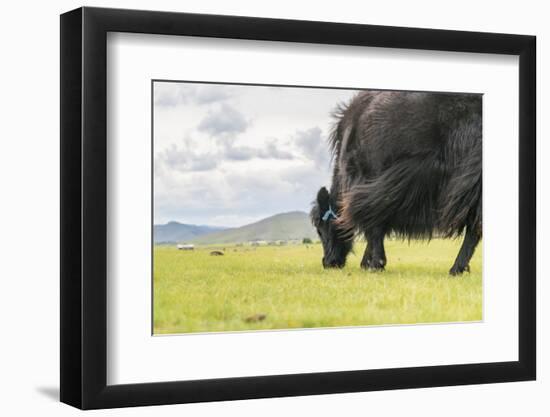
[60,7,536,409]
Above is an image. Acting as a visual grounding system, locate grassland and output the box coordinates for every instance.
[153,239,482,334]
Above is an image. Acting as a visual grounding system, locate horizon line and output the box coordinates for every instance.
[154,209,310,228]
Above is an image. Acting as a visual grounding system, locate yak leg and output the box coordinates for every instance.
[449,225,481,276]
[361,228,386,271]
[360,240,373,269]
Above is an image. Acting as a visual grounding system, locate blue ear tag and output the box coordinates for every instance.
[322,205,337,222]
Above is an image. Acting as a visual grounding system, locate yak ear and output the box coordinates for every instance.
[317,187,331,212]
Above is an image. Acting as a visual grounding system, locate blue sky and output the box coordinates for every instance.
[153,82,357,227]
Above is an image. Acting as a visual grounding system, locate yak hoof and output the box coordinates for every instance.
[449,264,470,276]
[361,258,385,272]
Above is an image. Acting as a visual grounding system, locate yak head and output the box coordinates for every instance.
[310,187,352,268]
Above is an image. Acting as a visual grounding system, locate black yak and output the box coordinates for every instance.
[311,91,482,275]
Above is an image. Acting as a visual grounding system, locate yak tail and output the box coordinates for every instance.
[439,148,482,237]
[337,155,446,240]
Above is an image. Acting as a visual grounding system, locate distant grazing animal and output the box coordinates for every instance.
[210,250,224,256]
[311,91,482,275]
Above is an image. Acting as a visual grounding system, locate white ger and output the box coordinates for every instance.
[177,244,194,250]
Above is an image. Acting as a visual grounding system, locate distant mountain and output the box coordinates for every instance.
[153,222,227,244]
[192,211,316,244]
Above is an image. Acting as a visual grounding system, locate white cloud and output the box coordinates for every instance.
[293,127,331,170]
[198,103,250,137]
[154,83,235,107]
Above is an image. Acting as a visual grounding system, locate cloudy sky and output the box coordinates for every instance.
[153,81,357,227]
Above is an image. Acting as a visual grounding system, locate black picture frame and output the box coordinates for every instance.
[60,6,536,410]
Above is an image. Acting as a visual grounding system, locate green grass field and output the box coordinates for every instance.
[153,239,482,334]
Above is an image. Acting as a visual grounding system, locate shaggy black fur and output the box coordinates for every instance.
[311,91,482,275]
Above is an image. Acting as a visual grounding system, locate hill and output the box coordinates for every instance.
[153,221,227,244]
[191,211,316,244]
